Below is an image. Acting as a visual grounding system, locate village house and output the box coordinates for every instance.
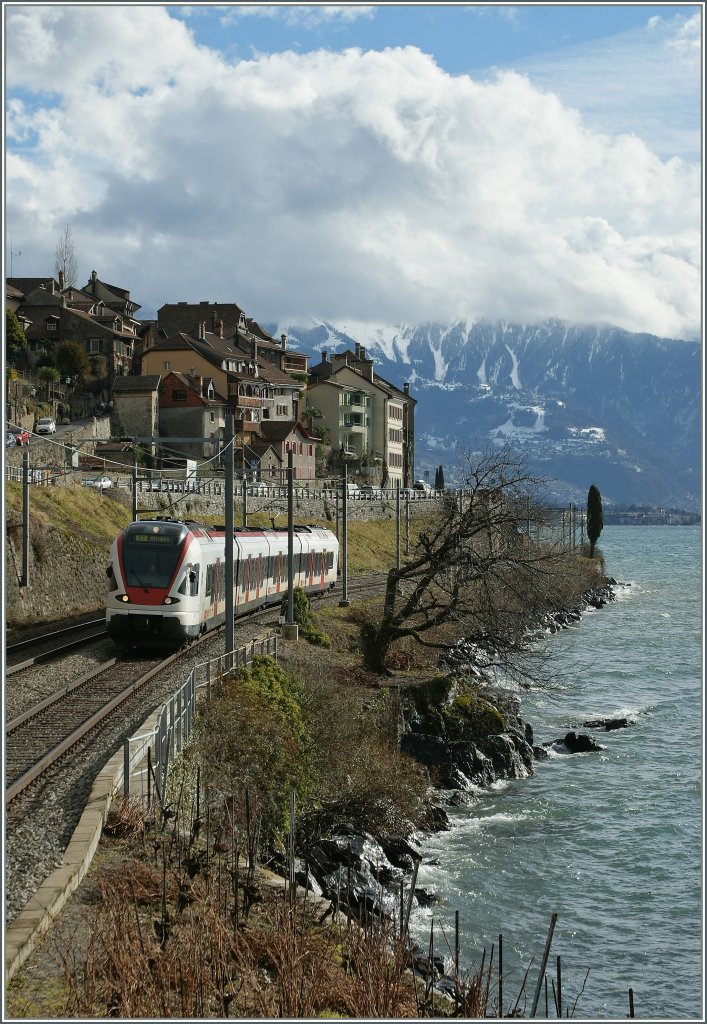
[110,375,161,455]
[249,421,318,482]
[306,344,416,488]
[157,370,228,463]
[9,272,139,392]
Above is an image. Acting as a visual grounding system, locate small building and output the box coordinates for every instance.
[250,421,317,481]
[110,375,161,454]
[158,370,228,462]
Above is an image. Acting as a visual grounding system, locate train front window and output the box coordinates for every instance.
[123,526,185,589]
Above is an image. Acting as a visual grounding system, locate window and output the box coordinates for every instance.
[276,404,288,416]
[88,338,104,354]
[172,389,187,401]
[210,412,215,422]
[163,361,171,371]
[46,322,56,332]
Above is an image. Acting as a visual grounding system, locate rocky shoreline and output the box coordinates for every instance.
[277,575,622,993]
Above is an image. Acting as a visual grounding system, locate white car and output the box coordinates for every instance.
[37,417,57,434]
[82,476,112,490]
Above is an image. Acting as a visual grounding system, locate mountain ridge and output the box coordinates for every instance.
[268,318,701,510]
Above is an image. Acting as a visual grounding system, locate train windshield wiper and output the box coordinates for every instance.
[129,568,150,591]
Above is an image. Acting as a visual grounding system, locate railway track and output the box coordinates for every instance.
[6,618,108,673]
[4,636,221,809]
[5,574,387,809]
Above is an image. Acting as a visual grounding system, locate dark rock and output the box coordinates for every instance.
[582,717,632,731]
[477,732,534,778]
[448,745,496,788]
[400,733,449,766]
[414,886,439,907]
[380,836,422,871]
[533,744,550,760]
[562,731,603,753]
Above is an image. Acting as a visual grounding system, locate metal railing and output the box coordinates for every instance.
[122,634,278,803]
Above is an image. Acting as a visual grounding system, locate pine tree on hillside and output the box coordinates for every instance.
[586,483,604,558]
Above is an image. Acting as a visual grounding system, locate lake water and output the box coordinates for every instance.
[411,526,703,1020]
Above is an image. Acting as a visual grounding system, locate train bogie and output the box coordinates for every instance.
[106,519,339,647]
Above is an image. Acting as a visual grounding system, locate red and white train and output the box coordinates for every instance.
[106,518,339,646]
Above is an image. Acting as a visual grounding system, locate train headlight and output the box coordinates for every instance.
[162,596,179,605]
[119,594,130,602]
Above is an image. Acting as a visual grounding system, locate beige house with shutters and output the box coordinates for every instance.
[305,345,415,488]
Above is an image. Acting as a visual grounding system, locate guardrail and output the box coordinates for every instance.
[122,634,278,804]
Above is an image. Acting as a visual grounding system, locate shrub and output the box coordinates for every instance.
[192,656,314,845]
[282,587,332,648]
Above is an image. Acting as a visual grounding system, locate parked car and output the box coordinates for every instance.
[247,482,270,496]
[82,476,112,490]
[6,431,17,448]
[400,487,418,499]
[8,425,30,445]
[345,483,361,497]
[413,479,432,493]
[360,485,383,498]
[37,417,57,434]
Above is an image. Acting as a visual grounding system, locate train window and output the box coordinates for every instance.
[178,563,200,596]
[205,565,213,597]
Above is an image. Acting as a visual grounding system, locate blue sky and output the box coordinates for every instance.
[3,3,702,338]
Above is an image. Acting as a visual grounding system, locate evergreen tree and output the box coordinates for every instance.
[586,483,604,558]
[438,465,445,490]
[6,308,26,359]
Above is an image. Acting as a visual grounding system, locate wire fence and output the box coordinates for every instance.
[122,635,278,804]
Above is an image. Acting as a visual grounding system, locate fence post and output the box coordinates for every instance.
[176,688,182,754]
[123,739,130,798]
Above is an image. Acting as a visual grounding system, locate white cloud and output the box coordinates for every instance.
[4,5,701,340]
[220,5,376,28]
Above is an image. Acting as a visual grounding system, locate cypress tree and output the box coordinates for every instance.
[586,483,604,557]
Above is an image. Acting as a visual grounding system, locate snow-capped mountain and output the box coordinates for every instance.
[271,318,701,510]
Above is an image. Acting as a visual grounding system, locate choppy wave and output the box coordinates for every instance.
[411,527,702,1019]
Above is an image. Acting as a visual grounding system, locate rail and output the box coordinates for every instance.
[122,634,278,803]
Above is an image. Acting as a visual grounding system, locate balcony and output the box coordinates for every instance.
[340,415,368,430]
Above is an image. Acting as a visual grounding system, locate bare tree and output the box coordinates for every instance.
[361,447,590,676]
[54,224,78,288]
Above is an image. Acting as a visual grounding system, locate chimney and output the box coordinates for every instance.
[322,350,328,363]
[366,359,374,382]
[91,269,97,291]
[403,382,410,396]
[198,321,206,340]
[59,270,65,290]
[281,333,287,351]
[355,342,361,358]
